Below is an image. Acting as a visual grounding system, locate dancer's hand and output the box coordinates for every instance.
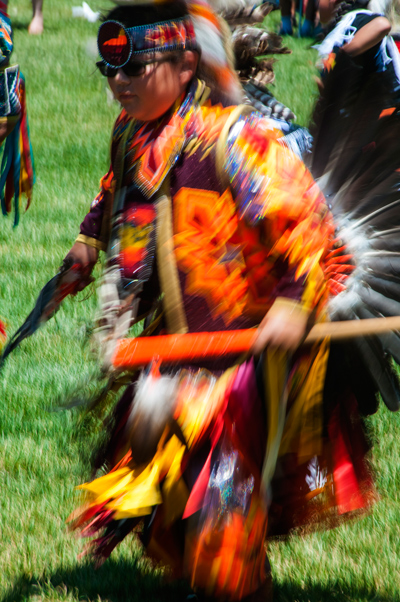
[251,300,309,354]
[0,118,17,145]
[61,242,99,293]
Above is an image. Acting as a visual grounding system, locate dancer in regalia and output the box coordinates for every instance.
[0,1,34,226]
[0,0,35,348]
[306,0,400,434]
[317,0,397,82]
[61,2,383,601]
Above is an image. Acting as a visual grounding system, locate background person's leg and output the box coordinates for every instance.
[28,0,43,35]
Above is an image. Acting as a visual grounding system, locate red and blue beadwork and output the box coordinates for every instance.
[97,17,197,68]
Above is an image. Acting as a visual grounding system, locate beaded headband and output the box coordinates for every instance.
[97,16,197,68]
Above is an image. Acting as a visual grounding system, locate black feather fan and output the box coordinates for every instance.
[310,46,400,412]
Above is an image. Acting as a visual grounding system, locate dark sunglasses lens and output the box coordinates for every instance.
[96,62,117,77]
[96,60,148,78]
[123,62,146,77]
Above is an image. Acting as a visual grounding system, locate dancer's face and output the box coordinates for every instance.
[107,50,198,122]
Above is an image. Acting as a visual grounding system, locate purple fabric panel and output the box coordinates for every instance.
[170,148,226,196]
[172,148,256,336]
[227,359,266,471]
[79,195,105,241]
[273,266,305,302]
[179,283,255,371]
[179,270,255,333]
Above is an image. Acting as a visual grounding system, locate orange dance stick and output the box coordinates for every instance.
[112,330,257,369]
[111,316,400,370]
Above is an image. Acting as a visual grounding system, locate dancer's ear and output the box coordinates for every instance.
[178,51,199,88]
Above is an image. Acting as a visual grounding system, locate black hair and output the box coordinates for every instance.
[103,2,189,27]
[321,0,370,36]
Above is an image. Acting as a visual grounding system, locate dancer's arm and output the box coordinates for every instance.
[62,109,131,288]
[342,16,391,56]
[61,166,114,290]
[225,118,333,353]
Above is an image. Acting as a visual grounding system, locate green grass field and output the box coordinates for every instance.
[1,1,400,600]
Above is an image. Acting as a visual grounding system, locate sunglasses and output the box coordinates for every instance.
[96,56,170,78]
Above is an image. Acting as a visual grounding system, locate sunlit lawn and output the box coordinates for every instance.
[1,1,399,600]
